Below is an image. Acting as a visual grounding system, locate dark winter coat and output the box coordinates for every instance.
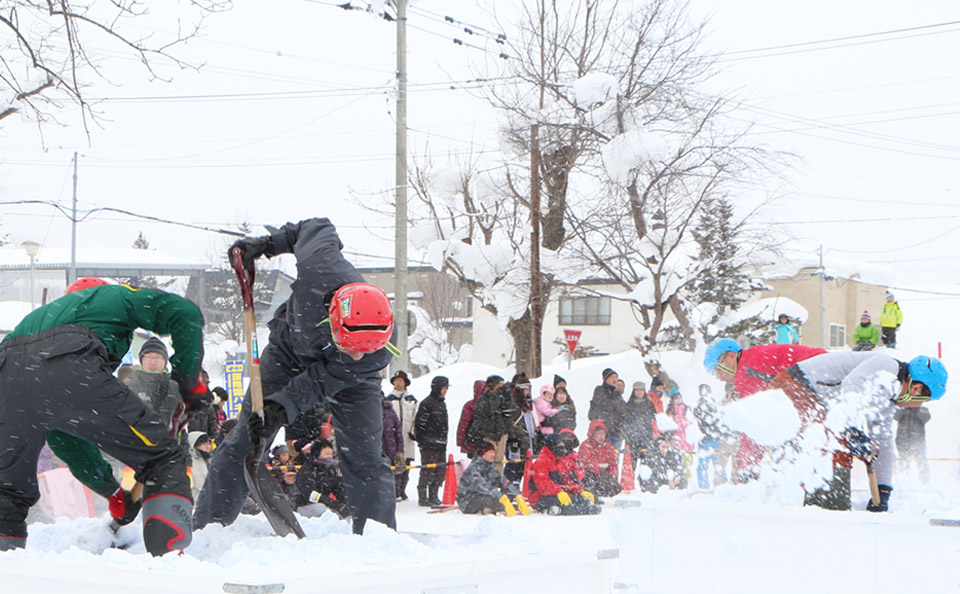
[256,218,397,422]
[527,434,584,507]
[544,395,577,433]
[469,389,507,443]
[414,391,448,452]
[588,382,625,438]
[188,402,219,437]
[622,395,657,454]
[381,399,404,458]
[501,386,532,455]
[456,456,517,512]
[126,370,181,430]
[293,452,348,514]
[457,380,486,455]
[894,406,930,453]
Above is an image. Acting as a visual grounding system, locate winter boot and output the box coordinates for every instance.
[428,485,442,507]
[142,494,193,556]
[417,487,430,507]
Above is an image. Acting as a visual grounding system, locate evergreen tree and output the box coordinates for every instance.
[118,231,166,290]
[689,197,764,340]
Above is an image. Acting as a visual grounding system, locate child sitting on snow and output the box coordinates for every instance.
[528,429,600,515]
[579,420,622,498]
[639,432,687,494]
[457,442,529,515]
[293,438,349,519]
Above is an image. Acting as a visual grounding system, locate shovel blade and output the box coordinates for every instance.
[243,440,305,539]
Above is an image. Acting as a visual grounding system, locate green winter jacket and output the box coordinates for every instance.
[880,301,903,329]
[852,322,879,346]
[5,284,204,379]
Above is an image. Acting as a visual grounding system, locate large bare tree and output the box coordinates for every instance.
[0,0,229,136]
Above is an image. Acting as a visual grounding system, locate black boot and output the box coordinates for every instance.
[417,487,430,507]
[428,485,442,506]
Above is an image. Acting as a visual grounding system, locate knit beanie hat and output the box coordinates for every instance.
[553,374,566,387]
[602,368,617,381]
[477,442,496,457]
[651,376,664,388]
[886,291,895,300]
[633,381,646,391]
[139,336,169,362]
[861,311,871,321]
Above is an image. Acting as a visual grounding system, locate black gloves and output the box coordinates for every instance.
[172,372,213,410]
[866,485,892,512]
[229,235,276,270]
[247,401,287,445]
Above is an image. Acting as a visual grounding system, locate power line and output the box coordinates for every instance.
[716,19,960,62]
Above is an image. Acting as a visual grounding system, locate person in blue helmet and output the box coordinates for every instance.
[766,351,947,512]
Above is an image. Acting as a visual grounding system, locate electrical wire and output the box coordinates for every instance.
[715,20,960,62]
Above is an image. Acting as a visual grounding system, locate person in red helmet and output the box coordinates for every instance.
[194,218,399,535]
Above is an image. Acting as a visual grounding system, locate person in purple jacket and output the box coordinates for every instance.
[381,394,405,485]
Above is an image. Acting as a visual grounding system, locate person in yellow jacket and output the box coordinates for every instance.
[880,291,903,348]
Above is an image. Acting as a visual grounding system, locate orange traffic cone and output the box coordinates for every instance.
[521,449,534,500]
[441,454,458,506]
[620,445,636,492]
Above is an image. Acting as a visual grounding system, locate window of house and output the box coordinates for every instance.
[559,295,611,325]
[829,323,846,348]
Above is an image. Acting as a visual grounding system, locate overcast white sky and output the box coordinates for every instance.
[1,0,957,290]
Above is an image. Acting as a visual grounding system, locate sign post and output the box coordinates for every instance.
[564,329,582,370]
[223,360,246,418]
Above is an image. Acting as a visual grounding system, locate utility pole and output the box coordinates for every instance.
[70,151,78,285]
[529,125,542,378]
[393,0,410,373]
[818,244,825,348]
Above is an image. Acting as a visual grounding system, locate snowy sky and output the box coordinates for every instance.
[0,0,957,288]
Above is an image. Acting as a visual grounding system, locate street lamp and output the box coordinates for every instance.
[21,241,41,310]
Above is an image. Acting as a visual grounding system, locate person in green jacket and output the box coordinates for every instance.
[852,311,879,351]
[880,291,903,348]
[0,277,210,556]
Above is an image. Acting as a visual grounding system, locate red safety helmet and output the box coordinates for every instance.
[66,277,109,294]
[328,283,394,353]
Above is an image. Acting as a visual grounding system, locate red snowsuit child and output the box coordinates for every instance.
[528,428,599,515]
[579,420,622,498]
[731,344,827,477]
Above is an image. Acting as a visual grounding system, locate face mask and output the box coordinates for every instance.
[318,457,335,468]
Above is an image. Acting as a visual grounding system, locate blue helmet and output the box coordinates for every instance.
[703,338,741,373]
[907,356,948,400]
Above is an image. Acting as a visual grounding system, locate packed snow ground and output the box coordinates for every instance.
[3,291,959,593]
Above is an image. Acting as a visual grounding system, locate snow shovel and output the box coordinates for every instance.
[232,247,305,539]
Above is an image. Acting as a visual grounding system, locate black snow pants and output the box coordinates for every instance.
[0,326,190,540]
[193,336,397,534]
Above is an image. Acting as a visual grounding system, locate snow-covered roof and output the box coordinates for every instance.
[0,246,206,271]
[755,250,894,286]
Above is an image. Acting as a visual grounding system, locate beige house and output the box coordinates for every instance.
[763,267,888,349]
